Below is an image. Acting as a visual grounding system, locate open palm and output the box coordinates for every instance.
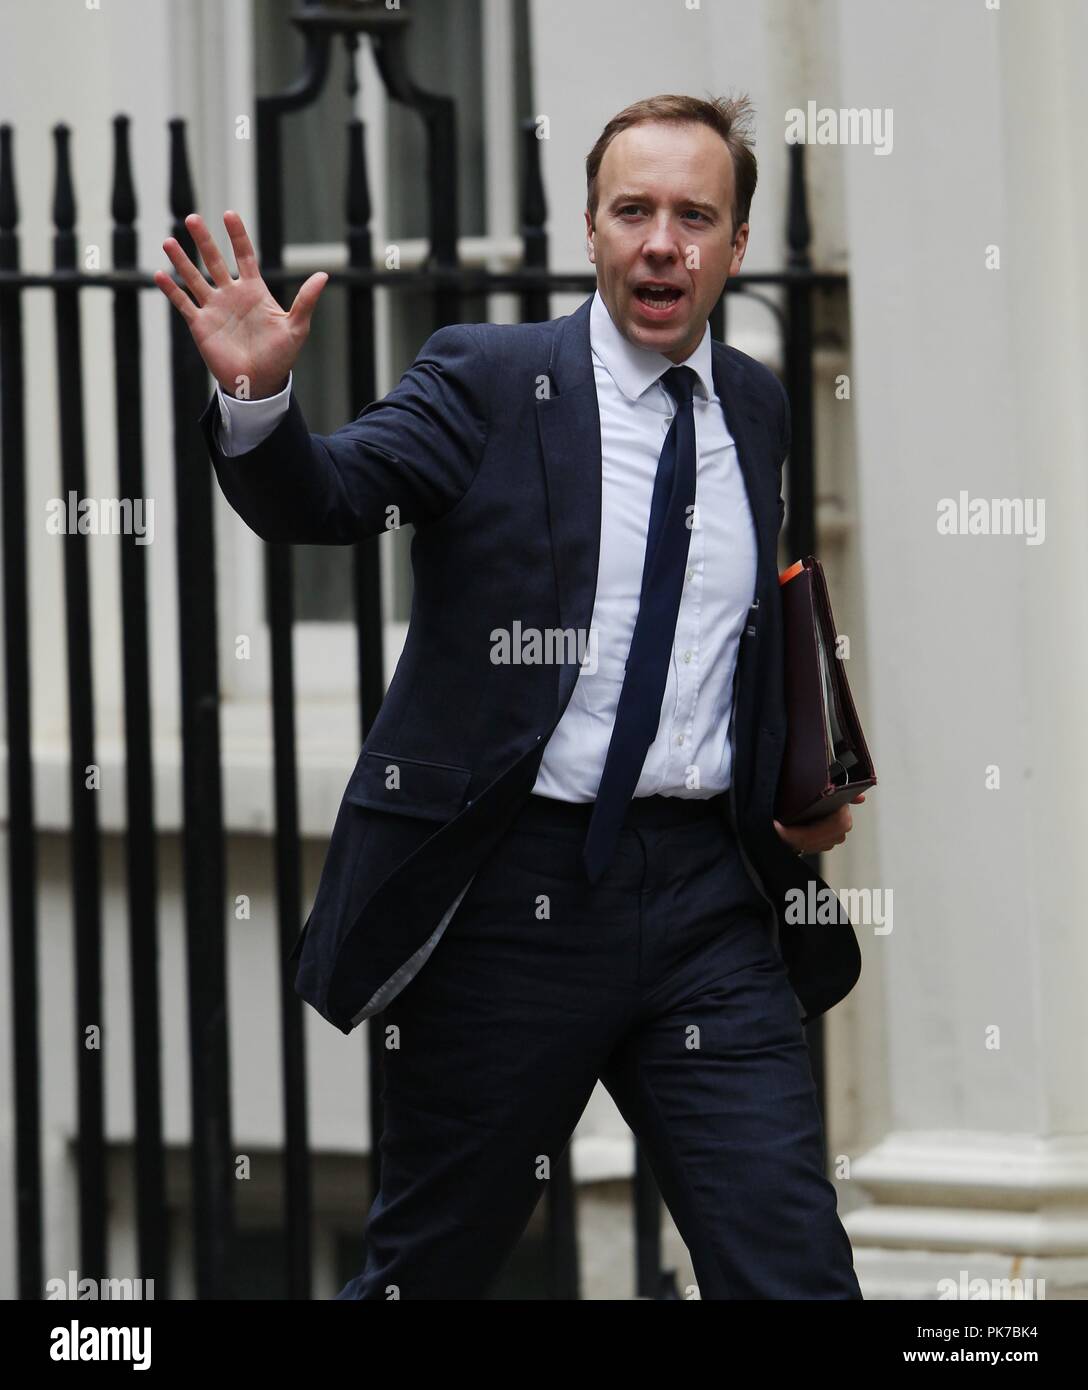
[154,210,328,400]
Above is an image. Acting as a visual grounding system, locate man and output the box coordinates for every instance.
[156,92,865,1300]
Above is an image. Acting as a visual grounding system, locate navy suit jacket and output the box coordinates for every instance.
[200,291,861,1034]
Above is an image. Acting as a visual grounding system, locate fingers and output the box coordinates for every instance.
[288,270,329,328]
[160,235,211,306]
[223,210,260,279]
[804,833,846,853]
[820,817,850,850]
[184,211,234,288]
[777,804,856,855]
[775,792,866,856]
[152,267,197,324]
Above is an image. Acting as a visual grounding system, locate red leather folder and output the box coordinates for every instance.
[774,556,877,825]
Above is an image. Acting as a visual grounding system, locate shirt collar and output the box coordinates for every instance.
[589,287,715,404]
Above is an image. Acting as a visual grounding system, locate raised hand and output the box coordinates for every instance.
[154,210,328,400]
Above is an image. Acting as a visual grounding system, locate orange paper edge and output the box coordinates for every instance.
[778,558,804,586]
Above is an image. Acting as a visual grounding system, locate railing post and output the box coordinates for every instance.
[520,118,549,325]
[254,19,332,1303]
[783,140,829,1123]
[0,121,44,1302]
[166,118,235,1301]
[784,140,816,562]
[110,111,169,1296]
[51,122,107,1286]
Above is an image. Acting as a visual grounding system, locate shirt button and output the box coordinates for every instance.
[682,651,692,663]
[676,733,685,745]
[686,567,694,581]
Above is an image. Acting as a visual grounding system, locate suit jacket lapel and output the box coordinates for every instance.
[710,344,780,606]
[536,294,602,718]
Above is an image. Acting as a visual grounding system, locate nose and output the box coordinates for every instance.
[641,212,681,262]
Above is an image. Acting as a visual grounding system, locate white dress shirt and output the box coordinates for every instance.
[214,289,758,800]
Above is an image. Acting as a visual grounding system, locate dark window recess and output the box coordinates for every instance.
[253,0,508,627]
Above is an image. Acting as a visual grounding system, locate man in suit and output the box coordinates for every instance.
[156,92,865,1299]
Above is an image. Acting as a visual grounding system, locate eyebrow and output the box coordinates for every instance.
[608,191,721,217]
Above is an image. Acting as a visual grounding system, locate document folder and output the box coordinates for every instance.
[775,556,877,825]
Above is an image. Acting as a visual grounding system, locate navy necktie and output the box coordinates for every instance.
[582,364,699,884]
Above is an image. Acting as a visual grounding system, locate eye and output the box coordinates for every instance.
[618,204,644,216]
[683,210,709,222]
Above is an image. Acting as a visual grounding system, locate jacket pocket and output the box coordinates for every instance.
[343,750,473,822]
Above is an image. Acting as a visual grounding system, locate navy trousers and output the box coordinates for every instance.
[334,790,862,1300]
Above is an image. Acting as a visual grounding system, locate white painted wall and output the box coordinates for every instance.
[832,0,1088,1295]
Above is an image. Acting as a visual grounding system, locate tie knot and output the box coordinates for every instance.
[659,364,697,407]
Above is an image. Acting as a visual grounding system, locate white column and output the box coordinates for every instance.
[834,0,1088,1297]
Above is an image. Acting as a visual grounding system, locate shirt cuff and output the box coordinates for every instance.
[216,371,293,457]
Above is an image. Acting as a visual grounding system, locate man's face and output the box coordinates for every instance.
[585,120,748,364]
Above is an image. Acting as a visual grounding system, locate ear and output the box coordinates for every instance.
[729,222,750,278]
[584,208,596,265]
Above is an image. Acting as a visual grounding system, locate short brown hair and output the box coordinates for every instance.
[585,93,758,239]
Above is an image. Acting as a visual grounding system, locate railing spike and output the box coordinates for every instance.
[346,116,371,230]
[111,114,137,228]
[167,117,197,232]
[0,125,19,234]
[786,141,811,270]
[520,117,547,235]
[52,124,76,235]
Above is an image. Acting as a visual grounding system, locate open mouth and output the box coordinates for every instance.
[634,284,684,309]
